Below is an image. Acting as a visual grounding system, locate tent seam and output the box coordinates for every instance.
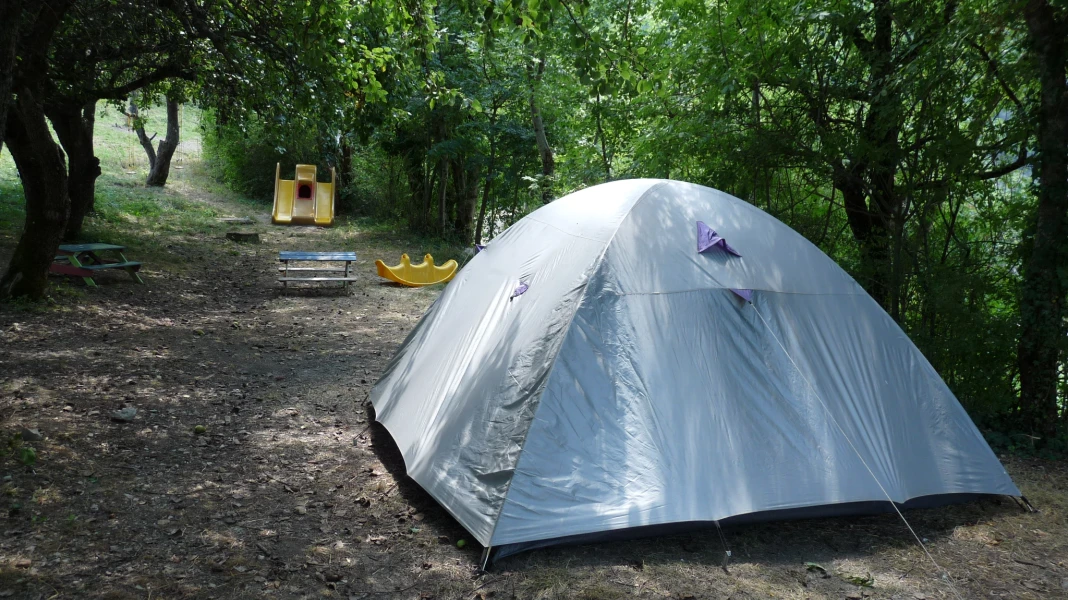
[486,181,671,547]
[522,215,616,244]
[603,288,865,297]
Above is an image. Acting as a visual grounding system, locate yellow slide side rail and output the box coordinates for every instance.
[272,162,294,224]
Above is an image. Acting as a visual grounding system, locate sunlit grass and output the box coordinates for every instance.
[0,101,467,281]
[0,102,214,237]
[0,153,23,234]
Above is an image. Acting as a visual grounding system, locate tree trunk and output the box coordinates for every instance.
[0,92,71,300]
[404,157,425,229]
[474,174,493,244]
[0,0,21,156]
[129,96,156,167]
[1017,0,1068,441]
[474,105,497,243]
[750,76,762,208]
[475,124,497,244]
[418,159,434,232]
[447,159,460,235]
[437,159,449,234]
[594,92,611,179]
[451,158,464,236]
[82,102,97,214]
[825,0,901,314]
[50,100,100,240]
[386,155,395,218]
[528,56,555,204]
[145,99,180,186]
[833,162,891,309]
[337,138,353,190]
[454,162,480,245]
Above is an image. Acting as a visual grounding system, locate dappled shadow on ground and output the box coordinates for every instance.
[0,193,473,598]
[0,180,1066,599]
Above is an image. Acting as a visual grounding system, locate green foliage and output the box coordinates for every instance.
[18,446,36,467]
[840,572,874,588]
[202,111,326,201]
[343,144,405,219]
[984,428,1068,459]
[2,433,37,468]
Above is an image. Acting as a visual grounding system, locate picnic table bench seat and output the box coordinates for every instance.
[278,276,361,282]
[78,261,143,271]
[276,266,353,272]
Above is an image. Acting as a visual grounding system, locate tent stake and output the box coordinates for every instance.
[479,546,492,572]
[714,520,732,574]
[1019,495,1037,513]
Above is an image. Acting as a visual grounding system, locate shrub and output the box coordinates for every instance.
[201,111,328,202]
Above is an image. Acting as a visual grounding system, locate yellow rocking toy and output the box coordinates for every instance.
[375,254,457,287]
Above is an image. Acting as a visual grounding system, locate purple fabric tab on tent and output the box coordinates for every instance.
[474,243,486,253]
[510,282,529,300]
[697,221,741,257]
[730,288,753,302]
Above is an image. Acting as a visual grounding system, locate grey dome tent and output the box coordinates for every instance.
[370,179,1020,563]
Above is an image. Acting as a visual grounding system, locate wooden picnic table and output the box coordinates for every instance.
[50,243,144,287]
[278,251,358,289]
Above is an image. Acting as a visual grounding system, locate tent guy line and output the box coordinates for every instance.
[749,301,965,600]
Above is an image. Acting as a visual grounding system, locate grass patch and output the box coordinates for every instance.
[0,172,23,233]
[0,282,85,312]
[84,178,222,239]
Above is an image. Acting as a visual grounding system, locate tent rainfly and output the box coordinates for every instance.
[370,179,1021,564]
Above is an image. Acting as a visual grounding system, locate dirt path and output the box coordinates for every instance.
[1,176,1067,599]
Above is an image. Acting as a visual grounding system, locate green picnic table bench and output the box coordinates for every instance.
[278,251,358,289]
[50,243,144,287]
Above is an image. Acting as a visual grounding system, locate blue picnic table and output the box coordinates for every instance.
[278,251,358,289]
[50,243,144,287]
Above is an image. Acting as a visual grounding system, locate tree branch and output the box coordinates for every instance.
[969,40,1025,112]
[914,143,1030,190]
[13,0,76,90]
[85,64,194,102]
[975,144,1030,180]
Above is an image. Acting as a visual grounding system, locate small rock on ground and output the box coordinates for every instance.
[110,407,137,422]
[19,427,44,441]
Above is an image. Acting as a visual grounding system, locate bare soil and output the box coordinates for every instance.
[1,180,1066,600]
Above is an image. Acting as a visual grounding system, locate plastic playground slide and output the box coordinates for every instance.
[272,163,336,226]
[375,254,458,287]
